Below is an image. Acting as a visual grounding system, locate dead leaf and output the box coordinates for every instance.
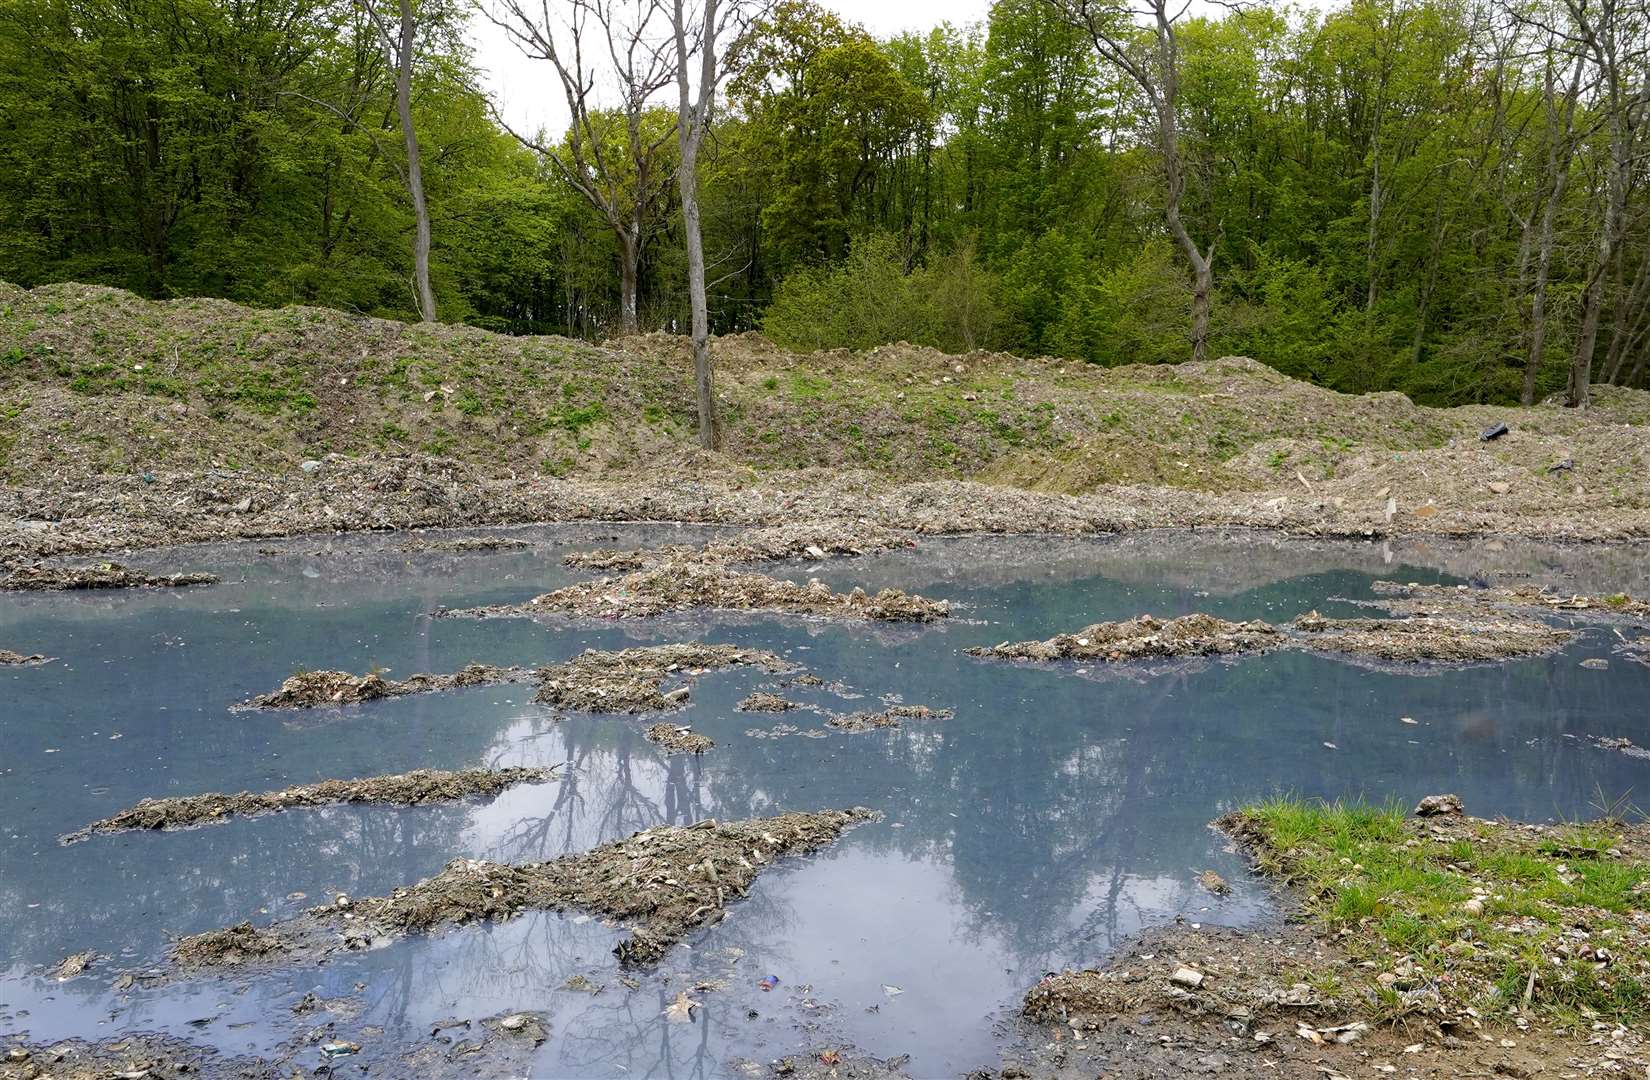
[663,990,699,1024]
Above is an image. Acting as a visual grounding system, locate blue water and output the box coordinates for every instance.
[1,526,1647,1076]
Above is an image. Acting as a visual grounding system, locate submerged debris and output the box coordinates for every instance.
[401,536,532,554]
[62,766,557,843]
[480,1011,549,1046]
[1290,610,1571,663]
[0,650,51,666]
[1,561,218,591]
[1371,580,1650,621]
[451,563,948,622]
[173,808,876,969]
[967,614,1284,662]
[1591,735,1650,760]
[738,691,800,712]
[972,608,1570,671]
[825,704,952,732]
[245,662,525,709]
[535,643,784,712]
[564,521,915,572]
[645,723,714,754]
[50,950,97,981]
[0,1034,288,1080]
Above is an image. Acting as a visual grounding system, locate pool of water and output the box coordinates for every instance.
[2,526,1648,1076]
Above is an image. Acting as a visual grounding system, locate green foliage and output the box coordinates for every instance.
[763,234,1005,353]
[0,0,1645,403]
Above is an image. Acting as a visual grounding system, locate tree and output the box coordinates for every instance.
[1558,0,1650,406]
[365,0,437,320]
[1049,0,1219,362]
[484,0,678,334]
[667,0,742,449]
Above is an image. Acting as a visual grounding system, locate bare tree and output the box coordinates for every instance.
[1561,0,1650,407]
[364,0,438,321]
[1519,46,1588,405]
[667,0,744,449]
[1049,0,1218,362]
[485,0,678,335]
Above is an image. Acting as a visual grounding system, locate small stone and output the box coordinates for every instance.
[1170,966,1204,988]
[1488,482,1510,494]
[1414,793,1463,817]
[300,460,321,473]
[1461,897,1485,916]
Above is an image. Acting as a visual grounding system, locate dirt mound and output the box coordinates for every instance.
[644,723,714,754]
[244,662,524,709]
[400,536,532,554]
[738,692,800,712]
[825,705,953,732]
[173,808,875,969]
[0,650,51,665]
[0,561,216,590]
[564,521,915,572]
[62,766,556,843]
[533,643,784,712]
[968,614,1283,662]
[1290,610,1572,663]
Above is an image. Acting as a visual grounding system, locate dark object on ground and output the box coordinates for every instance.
[1480,422,1508,441]
[61,766,556,843]
[173,808,876,969]
[244,662,526,708]
[1,561,217,591]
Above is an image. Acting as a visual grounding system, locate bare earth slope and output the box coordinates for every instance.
[3,280,1649,555]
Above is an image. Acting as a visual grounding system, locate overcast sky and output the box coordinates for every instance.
[469,0,997,136]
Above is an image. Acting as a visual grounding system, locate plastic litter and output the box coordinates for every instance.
[759,974,779,991]
[1480,422,1508,441]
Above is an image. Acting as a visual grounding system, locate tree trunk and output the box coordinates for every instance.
[1603,240,1650,383]
[679,142,716,449]
[1152,7,1213,363]
[617,229,640,336]
[672,0,720,449]
[393,0,435,323]
[1568,149,1632,407]
[1522,56,1584,405]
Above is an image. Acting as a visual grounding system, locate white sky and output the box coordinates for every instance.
[469,0,995,136]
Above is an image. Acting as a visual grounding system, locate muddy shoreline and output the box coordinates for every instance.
[8,457,1650,572]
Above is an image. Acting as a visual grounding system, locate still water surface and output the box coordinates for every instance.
[2,527,1647,1076]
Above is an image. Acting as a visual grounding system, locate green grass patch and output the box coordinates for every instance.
[1231,797,1650,1029]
